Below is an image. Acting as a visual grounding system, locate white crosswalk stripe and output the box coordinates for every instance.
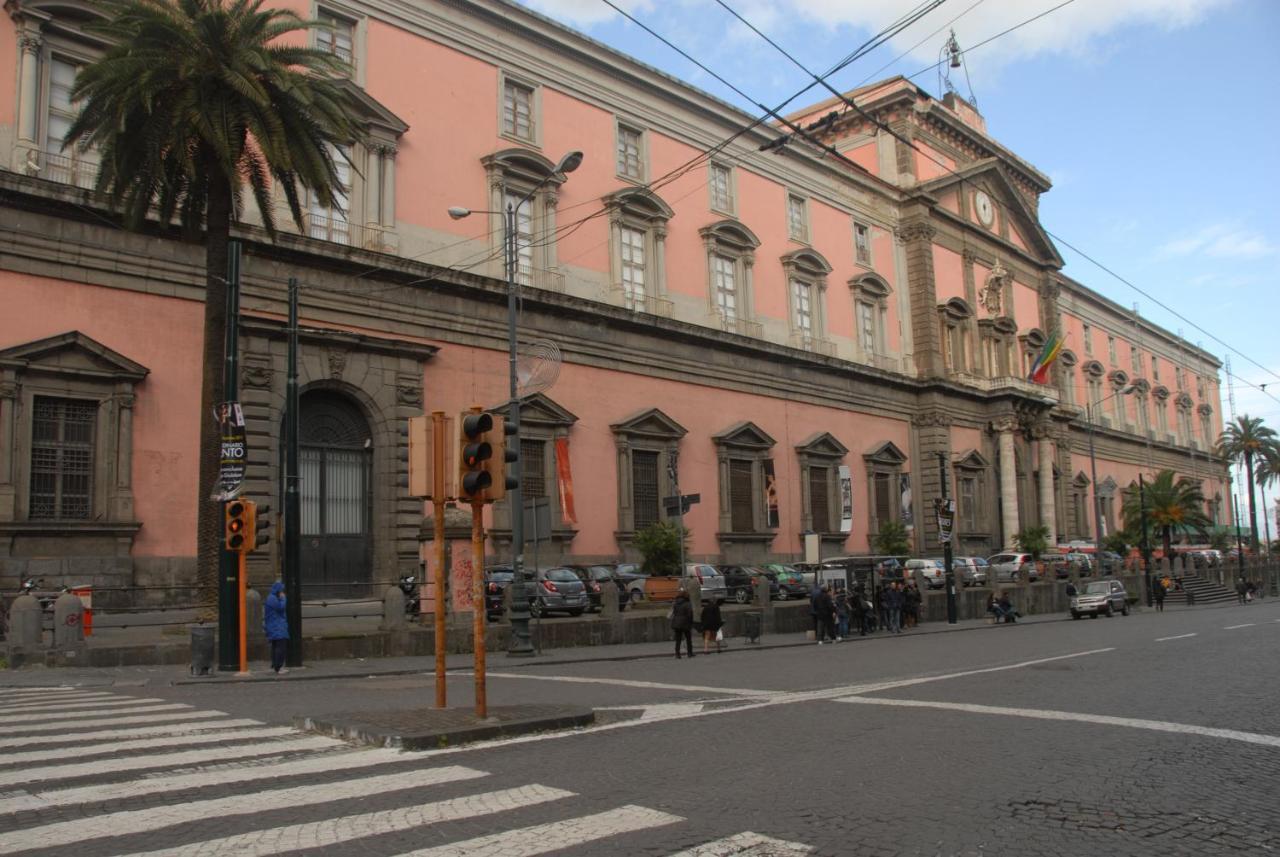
[0,725,299,768]
[668,832,815,855]
[0,696,171,713]
[0,703,196,728]
[0,717,267,750]
[0,690,121,707]
[399,804,685,856]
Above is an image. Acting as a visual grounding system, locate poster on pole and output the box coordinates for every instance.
[211,402,247,501]
[554,437,577,525]
[763,459,780,528]
[838,465,853,533]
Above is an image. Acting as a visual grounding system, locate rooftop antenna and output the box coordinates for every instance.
[938,29,978,107]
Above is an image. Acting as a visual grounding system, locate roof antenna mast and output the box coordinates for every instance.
[939,29,978,107]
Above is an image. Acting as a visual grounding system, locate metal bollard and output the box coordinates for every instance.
[5,594,43,668]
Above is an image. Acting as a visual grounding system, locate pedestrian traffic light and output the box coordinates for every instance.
[458,411,495,502]
[253,504,272,552]
[224,499,256,552]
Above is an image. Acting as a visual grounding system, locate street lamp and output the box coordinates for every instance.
[449,149,583,657]
[1084,382,1136,557]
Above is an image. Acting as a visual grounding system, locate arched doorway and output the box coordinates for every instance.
[299,391,373,598]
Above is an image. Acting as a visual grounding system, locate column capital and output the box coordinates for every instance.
[992,416,1019,435]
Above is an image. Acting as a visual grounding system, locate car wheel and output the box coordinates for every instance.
[629,588,644,604]
[1121,603,1130,616]
[530,599,544,618]
[776,590,787,601]
[734,588,750,604]
[1104,604,1114,617]
[1071,611,1080,620]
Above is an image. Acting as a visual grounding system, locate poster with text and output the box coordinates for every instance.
[839,465,853,533]
[763,459,780,528]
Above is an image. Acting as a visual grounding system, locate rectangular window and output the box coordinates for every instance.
[960,477,977,532]
[1130,344,1141,374]
[502,79,535,141]
[1156,401,1168,434]
[308,145,351,243]
[504,191,534,286]
[808,466,830,533]
[631,450,660,531]
[857,301,877,353]
[317,11,355,67]
[1175,367,1184,389]
[1082,322,1092,354]
[873,472,892,529]
[521,439,546,499]
[792,279,812,336]
[729,458,755,532]
[787,195,808,242]
[854,221,872,265]
[709,164,733,212]
[29,396,95,520]
[713,255,737,322]
[1107,335,1117,366]
[620,226,647,310]
[1151,355,1159,381]
[616,124,643,180]
[45,57,99,189]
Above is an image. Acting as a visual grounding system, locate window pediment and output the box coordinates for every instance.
[1059,349,1078,367]
[1108,369,1129,387]
[1073,471,1091,488]
[1083,360,1105,379]
[610,407,686,440]
[939,297,973,321]
[489,392,577,429]
[482,147,567,187]
[849,273,891,299]
[953,448,989,470]
[0,330,149,381]
[795,431,847,459]
[781,248,832,276]
[1098,476,1118,496]
[1197,403,1214,417]
[863,440,907,466]
[1152,384,1170,400]
[699,219,760,251]
[332,78,408,140]
[604,187,673,222]
[1020,327,1046,349]
[979,315,1018,336]
[712,420,775,450]
[1175,392,1194,411]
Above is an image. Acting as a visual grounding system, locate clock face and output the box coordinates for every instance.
[974,191,995,227]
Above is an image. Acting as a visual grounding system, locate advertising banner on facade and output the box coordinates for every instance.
[555,437,577,525]
[838,465,853,533]
[212,402,247,501]
[899,473,914,531]
[763,459,780,528]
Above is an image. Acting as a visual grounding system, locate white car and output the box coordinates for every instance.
[905,558,946,589]
[987,552,1036,583]
[684,564,727,603]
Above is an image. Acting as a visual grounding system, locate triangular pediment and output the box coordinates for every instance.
[610,407,686,440]
[334,79,409,138]
[490,392,577,428]
[712,420,775,449]
[1073,470,1091,487]
[919,159,1063,266]
[795,431,848,458]
[1098,476,1118,495]
[953,448,990,470]
[0,331,148,381]
[863,440,907,465]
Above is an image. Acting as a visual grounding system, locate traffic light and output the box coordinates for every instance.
[224,499,255,552]
[458,411,494,502]
[253,504,272,551]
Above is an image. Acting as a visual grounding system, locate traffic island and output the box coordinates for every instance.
[295,704,595,750]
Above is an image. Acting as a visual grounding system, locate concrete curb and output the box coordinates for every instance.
[294,704,594,750]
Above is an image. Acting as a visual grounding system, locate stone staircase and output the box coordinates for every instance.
[1163,573,1238,606]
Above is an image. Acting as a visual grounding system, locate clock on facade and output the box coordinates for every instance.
[974,190,995,227]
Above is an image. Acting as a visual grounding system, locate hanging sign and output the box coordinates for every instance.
[838,465,853,533]
[554,437,577,525]
[763,459,780,528]
[936,497,956,544]
[212,402,247,501]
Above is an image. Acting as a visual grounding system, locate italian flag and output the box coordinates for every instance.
[1027,331,1063,384]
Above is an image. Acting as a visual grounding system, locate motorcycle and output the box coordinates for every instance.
[398,574,421,619]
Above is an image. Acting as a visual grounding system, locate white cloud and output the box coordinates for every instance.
[1159,223,1276,260]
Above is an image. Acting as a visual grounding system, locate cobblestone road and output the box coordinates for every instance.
[1,600,1277,855]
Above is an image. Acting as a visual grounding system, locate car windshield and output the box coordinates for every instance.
[589,566,614,580]
[1083,582,1110,595]
[545,569,580,582]
[488,571,514,582]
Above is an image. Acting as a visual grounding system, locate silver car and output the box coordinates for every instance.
[953,556,989,586]
[531,567,590,617]
[988,552,1035,582]
[1070,578,1130,619]
[684,563,727,603]
[905,558,946,589]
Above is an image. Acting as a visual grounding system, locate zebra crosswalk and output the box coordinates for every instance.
[0,686,813,856]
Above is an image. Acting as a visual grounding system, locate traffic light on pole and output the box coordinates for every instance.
[252,504,272,552]
[484,415,518,501]
[458,411,495,502]
[224,499,256,552]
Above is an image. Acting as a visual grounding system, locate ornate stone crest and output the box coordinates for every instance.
[327,350,347,380]
[982,260,1008,315]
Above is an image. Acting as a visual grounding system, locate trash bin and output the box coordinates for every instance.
[190,625,215,676]
[71,586,92,637]
[743,611,762,644]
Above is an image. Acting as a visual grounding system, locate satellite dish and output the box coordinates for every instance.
[517,337,561,397]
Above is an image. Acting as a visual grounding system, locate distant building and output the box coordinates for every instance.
[0,0,1228,595]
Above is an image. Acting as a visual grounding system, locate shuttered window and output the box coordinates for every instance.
[632,450,660,531]
[808,466,830,533]
[873,472,892,529]
[29,397,95,520]
[729,458,754,532]
[521,439,546,499]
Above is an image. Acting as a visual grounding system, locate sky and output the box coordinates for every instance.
[517,0,1280,534]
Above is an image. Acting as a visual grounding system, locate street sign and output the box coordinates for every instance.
[663,492,701,516]
[935,497,956,544]
[212,402,247,501]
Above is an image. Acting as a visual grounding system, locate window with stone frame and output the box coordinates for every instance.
[795,432,848,540]
[1130,342,1141,374]
[709,163,735,214]
[610,408,686,539]
[851,275,891,361]
[1108,335,1117,366]
[1018,329,1047,381]
[0,332,147,546]
[979,317,1018,378]
[712,422,776,545]
[42,54,99,189]
[1198,405,1214,448]
[787,194,808,242]
[1108,372,1130,425]
[488,393,578,543]
[700,220,762,337]
[1058,350,1078,405]
[308,144,352,244]
[1082,322,1092,355]
[783,249,833,353]
[616,122,645,180]
[605,188,673,316]
[1071,473,1090,539]
[853,220,872,266]
[863,441,907,535]
[520,438,546,499]
[1135,391,1150,436]
[316,8,357,72]
[940,299,975,374]
[501,77,537,143]
[1154,389,1170,437]
[482,149,571,293]
[1175,366,1184,390]
[952,450,989,537]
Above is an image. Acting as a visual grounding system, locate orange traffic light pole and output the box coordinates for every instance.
[471,498,487,719]
[432,410,448,709]
[237,550,248,675]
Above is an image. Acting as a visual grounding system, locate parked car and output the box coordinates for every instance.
[685,563,728,603]
[1097,551,1124,575]
[614,563,650,603]
[1041,554,1071,580]
[905,558,946,589]
[484,566,515,620]
[988,552,1034,583]
[1063,552,1094,576]
[565,564,628,612]
[950,556,988,586]
[1070,578,1131,619]
[761,564,808,600]
[531,567,590,617]
[721,565,778,603]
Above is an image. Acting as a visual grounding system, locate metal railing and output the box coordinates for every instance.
[303,212,399,253]
[38,150,98,191]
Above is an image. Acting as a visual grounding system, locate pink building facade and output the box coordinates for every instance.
[0,0,1229,594]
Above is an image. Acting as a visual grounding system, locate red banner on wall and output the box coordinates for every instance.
[555,437,577,525]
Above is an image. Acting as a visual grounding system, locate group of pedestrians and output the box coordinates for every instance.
[669,590,725,658]
[809,580,920,641]
[985,592,1019,623]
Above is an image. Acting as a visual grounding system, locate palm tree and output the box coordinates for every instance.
[1121,470,1212,560]
[1256,446,1280,552]
[1216,415,1280,550]
[65,0,358,613]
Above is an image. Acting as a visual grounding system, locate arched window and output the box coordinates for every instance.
[605,188,674,315]
[938,298,974,374]
[700,220,762,337]
[782,248,833,354]
[850,274,891,364]
[482,148,572,291]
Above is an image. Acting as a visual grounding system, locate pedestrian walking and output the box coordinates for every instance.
[853,585,871,635]
[1152,578,1165,612]
[671,590,695,658]
[809,581,823,641]
[700,598,724,654]
[814,585,838,643]
[885,581,904,634]
[903,583,921,629]
[1236,578,1248,606]
[834,590,850,639]
[264,581,289,675]
[1064,580,1078,599]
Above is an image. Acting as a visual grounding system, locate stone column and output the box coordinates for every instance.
[381,145,397,228]
[0,373,17,520]
[896,218,942,378]
[1037,431,1057,547]
[995,418,1020,548]
[16,33,41,147]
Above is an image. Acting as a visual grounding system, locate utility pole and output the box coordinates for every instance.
[937,452,957,624]
[1139,473,1152,607]
[216,240,242,673]
[284,277,302,667]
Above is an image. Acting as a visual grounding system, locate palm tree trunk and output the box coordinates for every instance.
[1245,451,1259,551]
[195,171,232,621]
[1162,526,1172,562]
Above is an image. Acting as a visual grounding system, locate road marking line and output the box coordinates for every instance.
[1224,623,1256,630]
[1155,633,1197,641]
[0,718,266,750]
[669,831,815,856]
[0,747,410,816]
[0,724,298,767]
[835,696,1280,748]
[0,706,218,736]
[0,697,166,714]
[0,704,194,727]
[0,690,120,706]
[831,648,1117,697]
[118,784,573,857]
[482,671,773,697]
[1,732,331,786]
[0,765,490,855]
[400,804,684,856]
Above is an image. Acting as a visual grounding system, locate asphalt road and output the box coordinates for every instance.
[2,600,1277,856]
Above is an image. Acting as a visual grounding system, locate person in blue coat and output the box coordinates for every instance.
[264,581,289,674]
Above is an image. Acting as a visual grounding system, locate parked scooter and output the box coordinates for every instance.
[21,578,59,612]
[398,574,421,619]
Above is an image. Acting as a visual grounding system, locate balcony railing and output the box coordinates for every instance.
[38,150,98,191]
[789,332,836,356]
[950,371,1058,401]
[303,212,398,253]
[711,312,763,340]
[622,292,674,318]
